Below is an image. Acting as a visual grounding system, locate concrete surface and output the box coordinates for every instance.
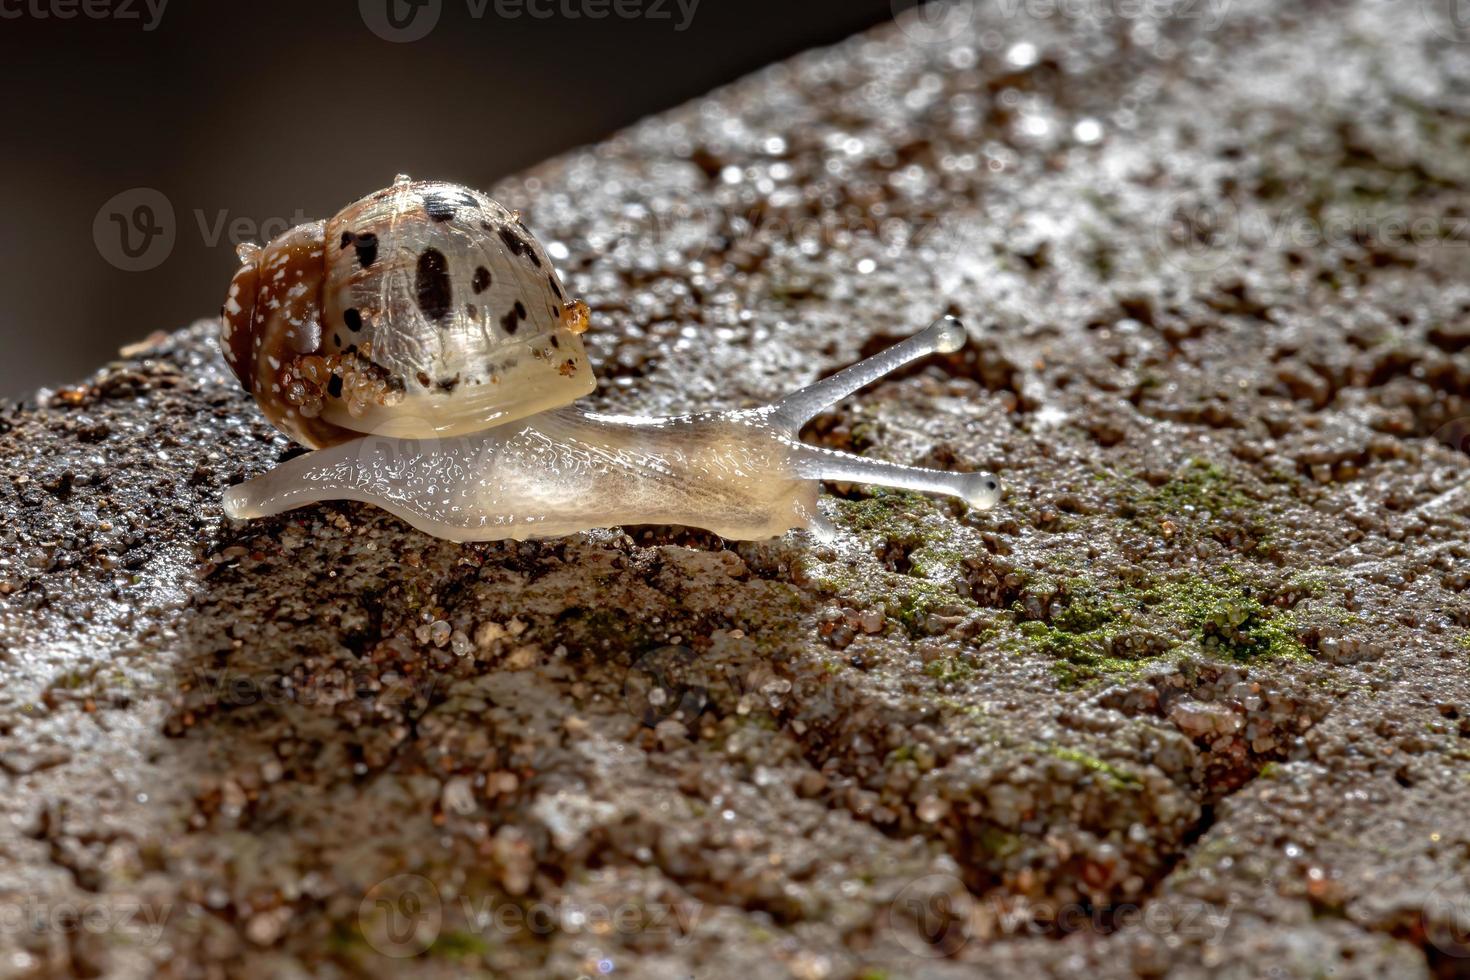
[2,0,1469,976]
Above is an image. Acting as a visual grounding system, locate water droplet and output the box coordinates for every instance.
[1005,41,1038,69]
[1073,118,1104,144]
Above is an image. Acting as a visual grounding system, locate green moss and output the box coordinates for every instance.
[1083,229,1116,279]
[1175,833,1236,876]
[835,490,944,539]
[1046,650,1163,690]
[1021,619,1147,673]
[802,544,977,640]
[1093,459,1279,553]
[976,826,1023,857]
[1014,569,1308,689]
[429,930,491,958]
[1012,580,1163,688]
[890,579,974,634]
[847,421,878,453]
[1143,458,1255,518]
[804,490,991,638]
[562,607,654,651]
[50,667,92,690]
[924,655,977,684]
[936,697,990,719]
[907,545,969,580]
[327,921,370,956]
[740,713,780,731]
[798,554,859,596]
[1285,569,1331,598]
[1046,746,1142,791]
[1151,576,1308,662]
[1049,588,1122,634]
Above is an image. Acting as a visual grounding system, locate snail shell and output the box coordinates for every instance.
[220,175,594,448]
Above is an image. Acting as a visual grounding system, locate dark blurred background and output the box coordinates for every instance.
[0,0,898,398]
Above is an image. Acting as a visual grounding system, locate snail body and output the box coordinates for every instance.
[221,178,1000,542]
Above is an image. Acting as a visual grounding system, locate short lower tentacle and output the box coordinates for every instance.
[790,443,1000,510]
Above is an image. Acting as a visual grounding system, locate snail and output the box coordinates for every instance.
[220,176,1001,542]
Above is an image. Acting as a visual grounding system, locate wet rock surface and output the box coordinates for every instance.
[3,1,1470,976]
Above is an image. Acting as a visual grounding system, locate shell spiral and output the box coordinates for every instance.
[220,176,595,448]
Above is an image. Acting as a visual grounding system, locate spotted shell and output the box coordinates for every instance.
[220,175,595,448]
